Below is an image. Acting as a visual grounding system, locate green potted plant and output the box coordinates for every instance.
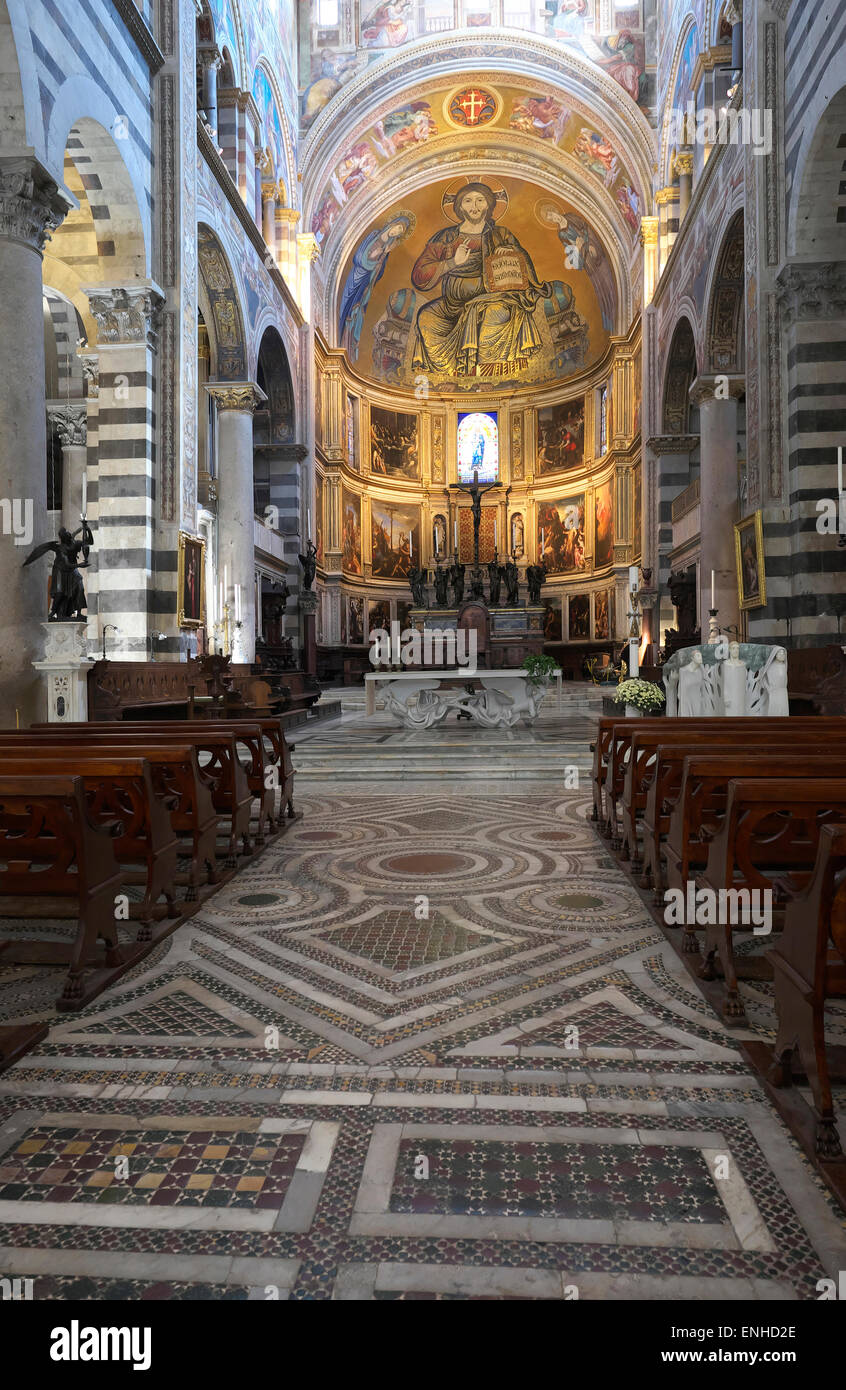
[522,653,559,686]
[612,677,665,716]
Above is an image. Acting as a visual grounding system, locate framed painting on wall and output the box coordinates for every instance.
[178,532,205,628]
[735,511,766,610]
[568,592,590,640]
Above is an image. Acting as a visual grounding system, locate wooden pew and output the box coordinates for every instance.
[1,742,219,900]
[0,774,131,1008]
[35,716,296,834]
[0,729,252,863]
[620,723,846,875]
[768,821,846,1159]
[598,716,843,847]
[0,754,178,928]
[696,778,846,1020]
[645,746,846,898]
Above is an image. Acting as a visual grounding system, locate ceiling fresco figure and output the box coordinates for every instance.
[410,181,552,380]
[338,213,415,360]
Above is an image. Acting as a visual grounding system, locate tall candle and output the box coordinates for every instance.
[494,517,497,548]
[711,569,715,609]
[408,530,412,559]
[307,508,311,537]
[81,471,87,515]
[235,585,242,622]
[454,516,458,549]
[433,526,438,557]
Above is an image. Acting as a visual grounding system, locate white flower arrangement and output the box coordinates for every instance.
[612,678,666,712]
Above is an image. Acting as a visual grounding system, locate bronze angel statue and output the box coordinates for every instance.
[23,523,94,621]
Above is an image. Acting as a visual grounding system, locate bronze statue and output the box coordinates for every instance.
[487,556,502,606]
[526,562,547,605]
[449,558,465,606]
[23,523,94,621]
[433,561,450,608]
[408,564,428,608]
[503,556,520,606]
[298,539,318,590]
[469,566,486,602]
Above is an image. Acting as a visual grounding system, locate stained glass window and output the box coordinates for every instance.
[457,411,499,483]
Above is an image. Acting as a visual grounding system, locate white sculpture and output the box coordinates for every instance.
[678,650,705,716]
[663,642,790,718]
[722,641,747,716]
[376,673,548,729]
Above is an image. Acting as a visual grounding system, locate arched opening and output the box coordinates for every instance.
[254,325,299,648]
[658,316,701,651]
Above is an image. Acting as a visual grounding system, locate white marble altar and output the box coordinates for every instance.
[366,670,550,729]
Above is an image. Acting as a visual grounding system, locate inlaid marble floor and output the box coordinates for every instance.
[0,782,844,1300]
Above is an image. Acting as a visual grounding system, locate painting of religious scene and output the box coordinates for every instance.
[569,592,590,640]
[594,585,612,640]
[538,495,586,574]
[342,488,362,575]
[537,399,585,475]
[396,599,413,630]
[543,595,563,642]
[594,478,614,569]
[348,595,364,645]
[315,473,324,565]
[337,179,607,390]
[368,598,392,636]
[370,406,419,478]
[340,598,348,645]
[371,499,421,580]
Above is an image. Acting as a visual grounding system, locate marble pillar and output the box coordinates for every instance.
[691,378,744,635]
[49,405,88,534]
[207,382,266,664]
[0,156,69,724]
[261,183,276,252]
[199,47,222,136]
[675,152,693,221]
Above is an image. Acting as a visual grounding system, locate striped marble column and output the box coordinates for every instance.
[0,156,69,723]
[83,283,164,658]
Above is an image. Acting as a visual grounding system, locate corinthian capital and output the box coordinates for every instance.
[776,263,846,325]
[48,404,87,447]
[0,156,71,253]
[206,381,267,412]
[83,282,165,349]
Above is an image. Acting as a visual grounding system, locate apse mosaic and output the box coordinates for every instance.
[537,399,585,475]
[337,180,610,390]
[371,500,421,579]
[538,494,585,573]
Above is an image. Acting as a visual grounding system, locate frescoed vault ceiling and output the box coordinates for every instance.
[336,177,614,392]
[302,1,654,130]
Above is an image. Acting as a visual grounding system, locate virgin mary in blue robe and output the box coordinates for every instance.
[338,214,412,360]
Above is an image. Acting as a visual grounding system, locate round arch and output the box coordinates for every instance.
[703,209,745,375]
[197,222,248,381]
[255,325,296,445]
[662,315,698,434]
[659,15,701,188]
[787,81,846,260]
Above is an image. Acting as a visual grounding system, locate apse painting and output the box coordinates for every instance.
[569,591,591,640]
[370,406,419,478]
[594,585,612,640]
[371,500,421,580]
[536,399,584,475]
[538,495,586,574]
[348,595,364,644]
[543,595,563,642]
[594,478,614,569]
[458,412,499,483]
[337,179,608,390]
[342,487,362,575]
[368,597,392,634]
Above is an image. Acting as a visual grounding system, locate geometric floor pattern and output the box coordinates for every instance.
[1,774,845,1300]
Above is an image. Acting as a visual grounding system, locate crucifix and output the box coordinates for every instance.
[450,469,501,569]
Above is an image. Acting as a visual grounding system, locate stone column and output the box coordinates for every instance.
[690,378,744,634]
[198,46,223,136]
[206,382,266,664]
[83,282,164,658]
[261,182,277,251]
[0,156,69,724]
[49,405,88,533]
[640,217,659,305]
[674,152,694,221]
[296,232,321,323]
[275,206,299,289]
[654,186,678,273]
